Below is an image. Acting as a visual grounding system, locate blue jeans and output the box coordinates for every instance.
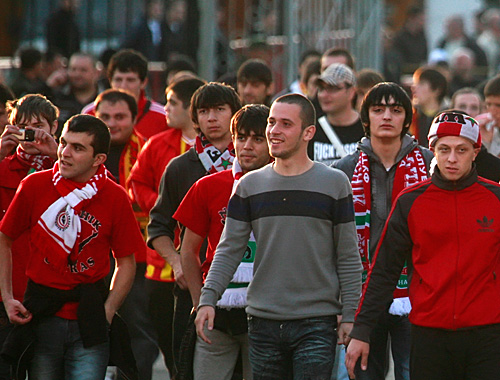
[29,316,109,380]
[248,315,337,380]
[355,312,410,380]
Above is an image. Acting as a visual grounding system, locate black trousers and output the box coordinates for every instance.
[410,323,500,380]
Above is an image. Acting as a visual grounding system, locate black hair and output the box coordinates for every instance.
[413,67,448,103]
[360,82,413,138]
[64,114,111,156]
[19,47,43,71]
[190,82,242,131]
[8,94,59,126]
[230,104,270,137]
[274,93,316,130]
[303,60,321,86]
[322,47,355,70]
[95,89,138,120]
[237,59,273,87]
[107,49,148,82]
[166,77,206,109]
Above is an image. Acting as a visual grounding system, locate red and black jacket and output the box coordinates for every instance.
[351,166,500,343]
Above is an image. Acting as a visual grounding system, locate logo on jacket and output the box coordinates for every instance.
[477,216,494,232]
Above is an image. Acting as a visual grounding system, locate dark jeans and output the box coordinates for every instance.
[355,312,410,380]
[29,316,109,380]
[248,315,337,380]
[118,263,159,380]
[173,284,193,373]
[145,279,175,376]
[0,303,13,380]
[411,323,500,380]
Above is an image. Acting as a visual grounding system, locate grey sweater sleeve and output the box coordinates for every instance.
[198,190,252,309]
[333,171,363,322]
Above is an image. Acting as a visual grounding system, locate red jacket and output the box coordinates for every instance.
[82,90,169,139]
[351,168,500,343]
[127,128,191,282]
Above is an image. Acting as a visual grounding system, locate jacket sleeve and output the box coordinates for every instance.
[147,160,179,247]
[350,193,413,342]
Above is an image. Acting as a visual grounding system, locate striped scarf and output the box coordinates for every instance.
[16,146,55,174]
[195,133,235,174]
[31,163,108,274]
[119,131,145,191]
[216,160,255,309]
[352,148,427,311]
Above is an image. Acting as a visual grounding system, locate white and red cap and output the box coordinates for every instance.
[428,112,481,148]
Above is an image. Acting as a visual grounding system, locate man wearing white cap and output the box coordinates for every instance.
[309,63,364,166]
[345,111,500,379]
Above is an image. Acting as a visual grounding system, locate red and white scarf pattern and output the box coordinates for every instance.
[352,148,427,311]
[32,163,108,273]
[16,146,55,173]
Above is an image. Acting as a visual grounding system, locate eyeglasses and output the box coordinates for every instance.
[317,85,351,94]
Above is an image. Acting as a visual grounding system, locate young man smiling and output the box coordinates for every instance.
[346,112,500,380]
[0,114,144,379]
[335,82,432,380]
[196,94,362,379]
[174,104,270,380]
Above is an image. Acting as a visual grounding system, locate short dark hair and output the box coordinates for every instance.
[230,104,270,137]
[299,49,322,66]
[8,94,59,126]
[360,82,412,138]
[0,84,15,107]
[413,67,448,103]
[19,47,43,71]
[190,82,242,129]
[356,69,384,90]
[95,89,138,120]
[237,59,273,87]
[166,77,206,109]
[64,114,111,156]
[107,49,148,82]
[484,75,500,97]
[303,60,321,86]
[274,93,316,130]
[166,54,197,79]
[322,47,355,70]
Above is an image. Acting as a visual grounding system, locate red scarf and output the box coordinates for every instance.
[31,163,108,274]
[16,146,55,173]
[352,147,428,298]
[195,134,235,174]
[119,131,145,192]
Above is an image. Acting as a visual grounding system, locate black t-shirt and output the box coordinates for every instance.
[308,117,364,166]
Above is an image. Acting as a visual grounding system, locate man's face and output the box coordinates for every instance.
[454,93,482,118]
[17,115,56,155]
[165,90,190,129]
[411,79,438,107]
[196,104,233,144]
[68,55,97,91]
[320,55,349,73]
[110,70,146,101]
[431,135,479,182]
[237,80,272,105]
[485,95,500,124]
[368,97,406,140]
[266,102,312,159]
[234,130,270,173]
[96,100,135,145]
[58,130,104,183]
[317,82,354,115]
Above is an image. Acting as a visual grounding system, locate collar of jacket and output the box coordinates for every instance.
[432,164,478,191]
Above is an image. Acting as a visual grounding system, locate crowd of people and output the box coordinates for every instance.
[1,3,500,380]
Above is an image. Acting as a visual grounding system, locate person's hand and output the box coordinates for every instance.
[4,298,32,325]
[476,113,494,145]
[172,261,188,289]
[46,68,68,88]
[345,338,370,379]
[338,321,353,345]
[194,305,215,344]
[22,129,58,159]
[0,125,22,160]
